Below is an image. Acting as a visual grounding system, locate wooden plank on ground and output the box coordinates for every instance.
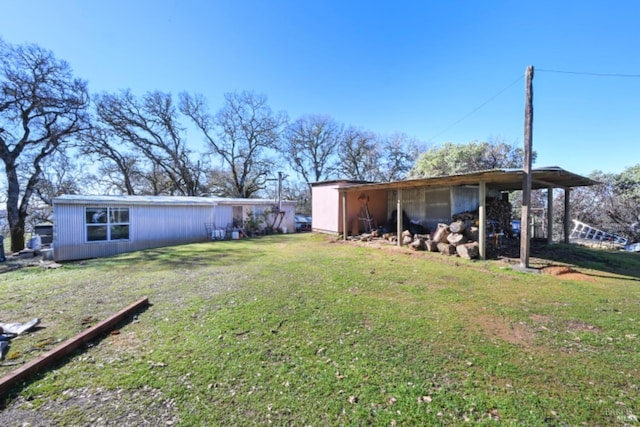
[0,296,149,397]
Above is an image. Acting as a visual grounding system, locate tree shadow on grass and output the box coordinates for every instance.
[71,234,294,272]
[531,242,640,281]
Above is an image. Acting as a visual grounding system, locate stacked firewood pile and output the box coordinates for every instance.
[355,197,514,260]
[486,197,515,238]
[451,197,513,231]
[406,197,514,259]
[408,221,480,259]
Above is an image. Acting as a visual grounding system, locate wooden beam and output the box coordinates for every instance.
[396,189,403,246]
[533,178,566,190]
[0,297,150,398]
[547,187,554,244]
[520,65,534,268]
[341,191,347,240]
[479,181,486,259]
[564,188,571,244]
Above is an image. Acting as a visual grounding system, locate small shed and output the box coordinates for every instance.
[312,180,387,235]
[311,167,598,259]
[52,195,296,261]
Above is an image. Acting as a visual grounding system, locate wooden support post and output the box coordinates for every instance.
[396,189,403,246]
[342,191,347,240]
[564,188,571,244]
[520,65,534,268]
[479,181,486,260]
[547,186,554,244]
[0,297,149,398]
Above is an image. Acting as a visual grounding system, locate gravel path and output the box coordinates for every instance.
[0,386,179,426]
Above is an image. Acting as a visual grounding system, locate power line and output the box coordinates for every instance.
[428,74,523,142]
[537,68,640,78]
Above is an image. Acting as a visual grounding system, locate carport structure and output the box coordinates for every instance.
[333,167,598,260]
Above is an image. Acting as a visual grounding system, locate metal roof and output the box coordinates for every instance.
[334,167,598,193]
[53,195,295,206]
[310,179,374,187]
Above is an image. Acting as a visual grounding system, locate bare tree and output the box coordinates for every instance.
[181,91,287,198]
[35,149,88,203]
[558,167,640,242]
[93,90,205,196]
[80,126,142,195]
[23,149,90,231]
[0,39,90,251]
[284,114,341,188]
[377,132,423,182]
[283,180,312,215]
[336,126,380,181]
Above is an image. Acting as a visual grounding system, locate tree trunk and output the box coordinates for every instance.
[8,216,25,253]
[5,163,26,252]
[456,242,480,259]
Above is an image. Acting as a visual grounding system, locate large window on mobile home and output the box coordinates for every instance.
[85,207,130,242]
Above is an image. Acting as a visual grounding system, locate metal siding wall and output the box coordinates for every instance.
[53,203,86,261]
[53,202,216,261]
[386,187,455,231]
[214,206,234,231]
[401,188,426,222]
[132,205,214,246]
[280,204,296,232]
[452,186,480,215]
[424,188,452,230]
[387,188,427,223]
[53,200,297,261]
[212,203,296,233]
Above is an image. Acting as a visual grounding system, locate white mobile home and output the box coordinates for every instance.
[52,195,296,261]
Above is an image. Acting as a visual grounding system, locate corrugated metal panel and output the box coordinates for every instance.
[280,205,296,233]
[386,188,427,224]
[211,204,296,232]
[54,194,297,207]
[53,201,216,261]
[450,186,501,216]
[401,188,426,221]
[424,187,452,230]
[452,186,479,215]
[54,194,221,206]
[387,187,451,231]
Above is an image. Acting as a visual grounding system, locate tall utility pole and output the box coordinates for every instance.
[520,65,534,268]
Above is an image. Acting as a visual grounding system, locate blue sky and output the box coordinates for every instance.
[1,0,638,176]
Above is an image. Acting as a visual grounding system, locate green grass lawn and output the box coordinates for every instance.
[1,233,639,425]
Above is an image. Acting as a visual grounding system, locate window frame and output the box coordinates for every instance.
[85,206,130,243]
